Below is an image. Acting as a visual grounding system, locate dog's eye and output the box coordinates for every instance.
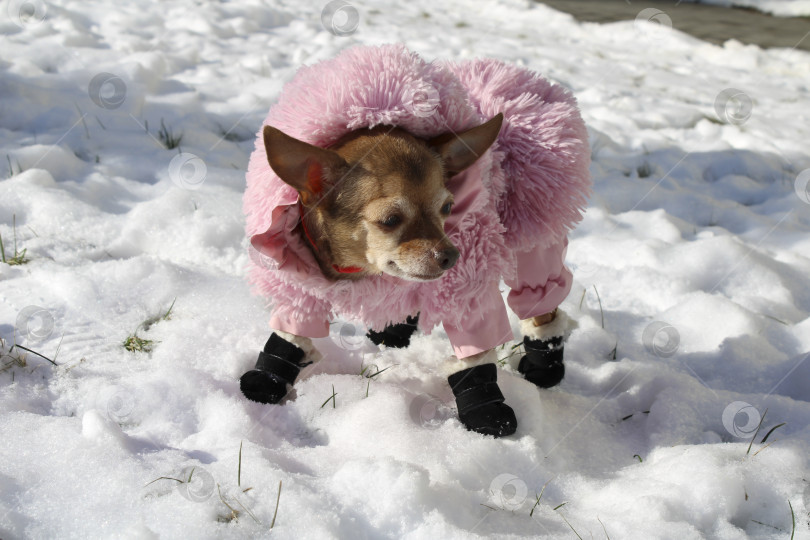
[379,215,402,228]
[440,202,453,215]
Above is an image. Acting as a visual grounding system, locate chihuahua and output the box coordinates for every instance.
[240,114,570,437]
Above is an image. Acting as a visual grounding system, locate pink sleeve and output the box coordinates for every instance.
[504,236,573,320]
[443,281,514,359]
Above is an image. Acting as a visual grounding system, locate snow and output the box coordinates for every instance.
[686,0,810,17]
[1,0,809,538]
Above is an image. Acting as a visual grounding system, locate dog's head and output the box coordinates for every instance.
[262,113,502,281]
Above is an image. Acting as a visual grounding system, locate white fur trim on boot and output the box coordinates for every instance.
[520,308,577,343]
[441,348,499,377]
[274,330,324,365]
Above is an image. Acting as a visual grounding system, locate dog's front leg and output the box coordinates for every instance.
[445,349,517,438]
[240,330,322,404]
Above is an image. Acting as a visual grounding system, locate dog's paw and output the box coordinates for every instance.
[518,336,565,389]
[240,332,313,405]
[240,370,290,404]
[516,309,574,389]
[447,362,517,438]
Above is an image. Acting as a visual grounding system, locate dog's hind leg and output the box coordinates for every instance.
[518,309,577,388]
[366,314,419,349]
[504,236,577,388]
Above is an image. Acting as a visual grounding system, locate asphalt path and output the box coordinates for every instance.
[537,0,810,51]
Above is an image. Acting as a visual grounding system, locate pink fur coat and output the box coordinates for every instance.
[244,44,590,350]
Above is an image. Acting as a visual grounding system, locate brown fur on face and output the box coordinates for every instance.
[262,114,503,281]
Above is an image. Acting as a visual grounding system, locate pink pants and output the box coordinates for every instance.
[271,237,572,359]
[444,236,572,358]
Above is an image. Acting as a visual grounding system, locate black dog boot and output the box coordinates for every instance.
[366,314,419,349]
[518,309,574,389]
[240,333,309,404]
[448,363,517,437]
[519,335,565,388]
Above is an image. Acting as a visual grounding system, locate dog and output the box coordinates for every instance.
[240,45,590,437]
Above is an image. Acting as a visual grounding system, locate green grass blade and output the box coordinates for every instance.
[270,480,282,529]
[238,441,242,487]
[746,408,768,455]
[593,285,604,329]
[598,516,611,540]
[789,500,795,540]
[760,422,786,444]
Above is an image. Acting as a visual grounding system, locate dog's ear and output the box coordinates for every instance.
[429,113,503,175]
[263,125,348,207]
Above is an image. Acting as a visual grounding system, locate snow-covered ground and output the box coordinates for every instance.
[687,0,810,17]
[2,0,810,538]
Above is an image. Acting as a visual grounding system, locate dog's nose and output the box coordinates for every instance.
[435,247,459,271]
